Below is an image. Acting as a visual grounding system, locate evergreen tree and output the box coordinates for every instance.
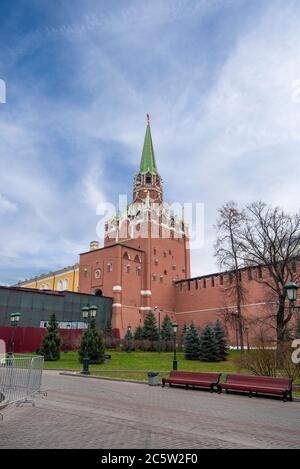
[297,317,300,339]
[40,313,61,361]
[79,318,105,364]
[104,318,113,338]
[214,320,228,361]
[181,323,188,348]
[134,324,144,340]
[142,311,158,341]
[161,314,173,341]
[199,324,219,362]
[184,322,201,360]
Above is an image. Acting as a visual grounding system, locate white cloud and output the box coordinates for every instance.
[0,193,18,214]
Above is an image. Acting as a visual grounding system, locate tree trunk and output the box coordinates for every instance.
[235,271,244,353]
[276,299,286,368]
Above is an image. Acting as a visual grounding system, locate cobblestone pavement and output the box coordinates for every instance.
[0,371,299,449]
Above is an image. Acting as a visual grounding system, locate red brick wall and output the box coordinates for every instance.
[174,268,291,345]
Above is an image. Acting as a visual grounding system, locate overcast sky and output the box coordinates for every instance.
[1,0,300,285]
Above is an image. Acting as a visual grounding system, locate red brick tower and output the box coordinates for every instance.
[78,115,190,337]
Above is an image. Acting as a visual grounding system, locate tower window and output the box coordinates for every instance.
[146,175,152,184]
[164,270,167,275]
[107,262,113,272]
[136,266,141,276]
[152,273,156,281]
[124,264,130,273]
[258,267,263,279]
[95,269,101,279]
[160,275,163,283]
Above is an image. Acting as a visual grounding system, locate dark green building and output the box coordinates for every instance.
[0,286,112,329]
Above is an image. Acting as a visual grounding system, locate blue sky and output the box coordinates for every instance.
[1,0,300,284]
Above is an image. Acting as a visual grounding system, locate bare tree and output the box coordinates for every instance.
[240,201,300,350]
[215,202,247,352]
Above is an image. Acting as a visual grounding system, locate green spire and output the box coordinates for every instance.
[139,114,158,175]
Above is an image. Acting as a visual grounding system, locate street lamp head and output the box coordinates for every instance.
[172,321,178,334]
[81,306,89,319]
[284,281,299,302]
[89,305,98,318]
[10,312,21,325]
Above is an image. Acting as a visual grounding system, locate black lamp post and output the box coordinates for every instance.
[9,312,21,356]
[127,324,133,352]
[244,325,250,351]
[81,304,98,375]
[172,321,178,371]
[154,306,161,353]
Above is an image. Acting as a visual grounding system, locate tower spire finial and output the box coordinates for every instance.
[146,113,150,125]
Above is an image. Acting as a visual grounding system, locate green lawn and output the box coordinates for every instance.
[43,350,241,379]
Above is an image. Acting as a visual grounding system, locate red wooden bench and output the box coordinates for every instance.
[221,374,293,402]
[162,371,221,393]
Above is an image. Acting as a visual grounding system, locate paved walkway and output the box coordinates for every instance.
[0,371,299,449]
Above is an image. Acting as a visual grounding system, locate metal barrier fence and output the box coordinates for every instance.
[0,355,44,409]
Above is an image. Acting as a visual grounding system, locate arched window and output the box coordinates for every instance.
[63,279,69,290]
[95,289,103,296]
[164,270,167,275]
[95,269,101,279]
[134,254,141,263]
[123,252,130,260]
[58,280,63,291]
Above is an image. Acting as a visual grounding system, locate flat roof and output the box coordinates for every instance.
[0,285,113,300]
[15,264,79,286]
